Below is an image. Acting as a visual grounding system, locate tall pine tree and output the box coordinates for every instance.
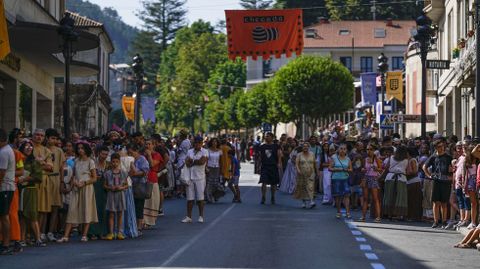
[138,0,187,50]
[240,0,273,10]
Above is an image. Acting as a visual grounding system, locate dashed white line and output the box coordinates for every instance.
[360,244,372,251]
[365,253,379,260]
[351,230,362,235]
[371,263,386,269]
[355,237,367,242]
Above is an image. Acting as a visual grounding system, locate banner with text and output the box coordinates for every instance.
[386,71,403,103]
[225,9,303,60]
[122,96,135,121]
[361,72,377,106]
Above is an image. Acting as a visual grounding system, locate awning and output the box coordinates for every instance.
[8,20,99,77]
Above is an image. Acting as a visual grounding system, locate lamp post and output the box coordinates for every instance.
[377,53,388,138]
[413,13,434,139]
[131,54,144,132]
[58,13,78,139]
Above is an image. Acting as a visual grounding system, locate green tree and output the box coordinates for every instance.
[240,0,273,9]
[271,55,354,134]
[237,82,268,129]
[207,58,246,100]
[139,0,187,50]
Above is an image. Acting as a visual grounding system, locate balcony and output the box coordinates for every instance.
[423,0,445,22]
[453,34,476,87]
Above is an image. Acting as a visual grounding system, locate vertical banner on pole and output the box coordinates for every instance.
[141,96,156,123]
[386,71,404,103]
[122,96,135,121]
[361,72,377,106]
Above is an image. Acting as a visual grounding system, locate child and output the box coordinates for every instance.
[59,161,73,235]
[104,153,128,240]
[228,149,241,203]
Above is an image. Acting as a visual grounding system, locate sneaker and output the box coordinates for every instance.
[440,222,449,229]
[13,242,23,253]
[159,209,165,217]
[35,240,47,247]
[467,223,476,230]
[302,202,307,209]
[0,246,13,255]
[309,202,316,209]
[56,237,69,243]
[198,216,204,223]
[431,222,439,228]
[40,233,47,242]
[47,232,57,242]
[444,222,456,230]
[105,233,114,240]
[18,241,27,248]
[181,216,193,223]
[116,233,125,240]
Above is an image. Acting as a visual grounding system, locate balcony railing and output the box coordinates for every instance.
[454,33,476,83]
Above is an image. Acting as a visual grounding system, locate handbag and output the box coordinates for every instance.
[179,165,191,185]
[132,176,153,199]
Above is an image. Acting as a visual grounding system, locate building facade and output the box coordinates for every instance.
[54,11,114,136]
[415,0,476,138]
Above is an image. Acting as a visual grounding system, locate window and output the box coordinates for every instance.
[374,28,386,38]
[340,57,352,72]
[360,57,373,73]
[392,57,404,70]
[339,29,350,36]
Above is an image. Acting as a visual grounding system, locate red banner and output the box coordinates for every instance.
[225,9,303,61]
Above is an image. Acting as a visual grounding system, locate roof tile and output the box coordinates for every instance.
[66,11,103,28]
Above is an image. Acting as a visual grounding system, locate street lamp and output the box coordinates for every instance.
[58,13,78,140]
[377,53,388,138]
[413,12,434,139]
[131,54,144,132]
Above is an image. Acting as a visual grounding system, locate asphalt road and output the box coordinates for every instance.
[1,163,479,269]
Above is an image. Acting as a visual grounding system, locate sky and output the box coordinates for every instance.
[86,0,242,28]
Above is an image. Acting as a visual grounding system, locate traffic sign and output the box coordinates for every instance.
[426,60,450,69]
[380,114,435,124]
[262,123,272,132]
[380,115,394,129]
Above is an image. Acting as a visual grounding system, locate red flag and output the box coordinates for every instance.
[225,9,303,61]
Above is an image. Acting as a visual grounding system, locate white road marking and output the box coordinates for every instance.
[360,244,372,251]
[160,187,253,267]
[351,230,362,235]
[348,223,357,229]
[365,253,379,260]
[355,237,367,242]
[371,263,386,269]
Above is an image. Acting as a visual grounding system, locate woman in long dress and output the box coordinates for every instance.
[88,146,110,239]
[320,143,335,205]
[382,145,410,219]
[407,147,423,222]
[57,142,98,243]
[206,138,222,203]
[117,145,138,238]
[143,140,162,227]
[293,143,317,208]
[280,146,300,194]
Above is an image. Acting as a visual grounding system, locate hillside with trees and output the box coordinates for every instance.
[66,0,138,63]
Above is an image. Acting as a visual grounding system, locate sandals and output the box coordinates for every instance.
[454,243,473,249]
[336,213,342,219]
[80,236,88,242]
[358,217,366,222]
[346,213,352,219]
[374,217,382,223]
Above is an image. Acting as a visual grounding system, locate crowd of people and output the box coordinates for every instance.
[1,124,480,255]
[0,128,243,255]
[272,130,480,251]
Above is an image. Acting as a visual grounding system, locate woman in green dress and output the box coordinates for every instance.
[88,146,110,239]
[293,142,317,209]
[18,140,46,247]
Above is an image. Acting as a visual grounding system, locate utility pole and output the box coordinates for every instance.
[132,54,144,132]
[476,1,480,136]
[378,53,388,138]
[371,0,376,21]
